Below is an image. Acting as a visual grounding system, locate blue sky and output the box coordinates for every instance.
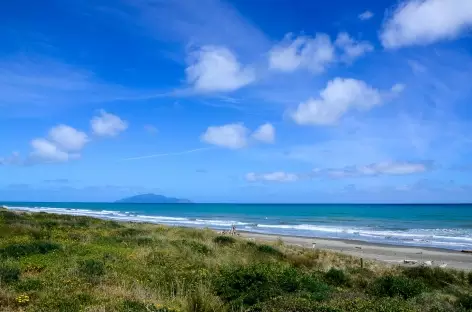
[1,0,472,203]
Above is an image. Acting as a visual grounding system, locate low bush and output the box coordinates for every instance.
[325,268,350,287]
[78,259,105,277]
[330,297,416,312]
[369,275,426,299]
[0,241,61,258]
[118,228,146,237]
[15,278,43,292]
[249,296,340,312]
[121,300,176,312]
[468,271,472,286]
[456,294,472,310]
[256,244,284,257]
[214,264,331,308]
[402,266,459,289]
[0,264,20,284]
[213,235,235,245]
[35,293,93,312]
[174,239,212,255]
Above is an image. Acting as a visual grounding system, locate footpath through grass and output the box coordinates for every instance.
[0,209,471,312]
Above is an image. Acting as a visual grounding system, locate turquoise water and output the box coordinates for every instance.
[2,202,472,250]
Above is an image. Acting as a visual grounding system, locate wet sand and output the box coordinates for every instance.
[240,232,472,271]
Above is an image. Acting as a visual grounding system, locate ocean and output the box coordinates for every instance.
[2,202,472,251]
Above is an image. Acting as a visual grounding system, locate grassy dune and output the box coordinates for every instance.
[0,209,471,312]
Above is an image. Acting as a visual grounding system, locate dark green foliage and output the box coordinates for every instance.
[121,299,166,312]
[134,236,155,246]
[174,239,212,255]
[35,293,93,312]
[78,259,106,277]
[246,241,257,248]
[214,264,331,308]
[0,210,24,223]
[0,241,60,258]
[249,296,340,312]
[331,297,416,312]
[369,275,426,299]
[403,266,459,289]
[468,272,472,286]
[325,268,350,287]
[118,228,146,237]
[456,294,472,311]
[213,235,236,245]
[15,278,43,291]
[256,244,284,257]
[0,264,20,284]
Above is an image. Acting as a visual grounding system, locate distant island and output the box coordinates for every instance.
[115,193,192,204]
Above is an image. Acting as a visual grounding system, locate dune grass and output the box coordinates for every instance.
[0,209,471,312]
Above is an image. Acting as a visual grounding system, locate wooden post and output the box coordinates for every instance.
[360,258,364,269]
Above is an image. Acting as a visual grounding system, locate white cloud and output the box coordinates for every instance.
[291,78,383,125]
[186,46,255,92]
[30,138,73,163]
[48,125,88,151]
[252,123,275,143]
[91,110,128,137]
[359,10,374,20]
[201,123,249,149]
[324,161,429,177]
[391,83,406,93]
[269,33,335,73]
[335,33,374,62]
[246,161,428,183]
[357,161,428,175]
[144,124,158,134]
[246,171,299,182]
[381,0,472,48]
[0,152,22,166]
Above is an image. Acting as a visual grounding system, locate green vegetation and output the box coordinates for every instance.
[0,209,471,312]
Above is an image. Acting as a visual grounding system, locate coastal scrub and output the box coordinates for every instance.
[0,209,471,312]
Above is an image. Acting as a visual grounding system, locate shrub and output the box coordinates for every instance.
[78,259,105,277]
[0,264,20,284]
[175,239,212,255]
[456,294,472,310]
[0,210,24,223]
[134,236,154,246]
[118,228,145,237]
[213,235,235,245]
[35,293,93,312]
[256,244,284,257]
[0,241,60,258]
[214,264,331,308]
[184,287,225,312]
[331,297,416,312]
[369,275,426,299]
[121,300,175,312]
[402,266,458,289]
[325,268,350,287]
[249,296,340,312]
[468,271,472,285]
[15,278,43,291]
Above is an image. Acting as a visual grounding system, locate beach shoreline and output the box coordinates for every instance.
[3,207,472,270]
[239,231,472,271]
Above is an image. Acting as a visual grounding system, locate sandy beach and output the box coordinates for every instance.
[241,232,472,271]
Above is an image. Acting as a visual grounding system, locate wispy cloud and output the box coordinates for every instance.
[119,0,271,58]
[246,161,431,183]
[359,10,374,21]
[122,147,213,161]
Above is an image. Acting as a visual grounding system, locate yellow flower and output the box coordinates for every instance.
[15,294,30,305]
